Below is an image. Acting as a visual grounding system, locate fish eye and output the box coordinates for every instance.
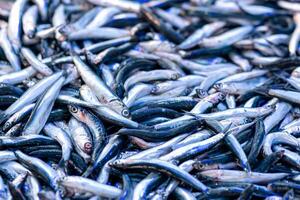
[4,122,10,128]
[219,93,226,99]
[122,109,130,118]
[171,73,179,80]
[70,106,78,113]
[196,89,207,98]
[198,163,205,169]
[151,85,159,93]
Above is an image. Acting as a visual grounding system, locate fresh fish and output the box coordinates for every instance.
[0,28,22,71]
[0,1,298,199]
[43,123,73,168]
[22,75,65,135]
[58,176,122,198]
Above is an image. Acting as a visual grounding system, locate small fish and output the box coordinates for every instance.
[0,1,298,199]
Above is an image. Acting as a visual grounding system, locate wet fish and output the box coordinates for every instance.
[0,1,298,199]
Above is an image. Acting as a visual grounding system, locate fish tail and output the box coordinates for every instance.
[251,84,270,96]
[273,72,289,82]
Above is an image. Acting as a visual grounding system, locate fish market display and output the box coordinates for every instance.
[2,0,300,199]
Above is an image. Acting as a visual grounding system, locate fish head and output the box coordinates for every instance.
[68,105,88,121]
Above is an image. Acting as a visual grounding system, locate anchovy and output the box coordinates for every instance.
[160,131,228,161]
[32,0,48,21]
[189,104,275,121]
[0,1,300,198]
[87,7,120,29]
[73,55,129,117]
[178,22,225,50]
[154,8,189,30]
[68,27,130,41]
[154,92,225,130]
[124,69,180,91]
[289,13,300,56]
[0,71,63,124]
[83,135,124,177]
[128,134,188,160]
[124,83,154,107]
[68,105,106,161]
[111,159,208,192]
[199,26,254,49]
[162,160,196,199]
[22,5,38,38]
[0,135,56,149]
[80,84,143,128]
[248,120,266,166]
[43,123,72,168]
[263,131,300,156]
[0,67,36,85]
[141,6,184,44]
[8,0,28,52]
[199,170,288,183]
[57,94,102,109]
[68,117,92,163]
[0,28,22,71]
[88,0,141,13]
[22,75,65,135]
[58,176,122,198]
[21,47,53,76]
[263,101,292,133]
[15,151,61,190]
[264,89,300,106]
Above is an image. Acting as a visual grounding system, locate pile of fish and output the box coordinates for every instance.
[3,0,300,199]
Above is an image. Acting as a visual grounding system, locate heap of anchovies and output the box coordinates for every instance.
[3,0,300,199]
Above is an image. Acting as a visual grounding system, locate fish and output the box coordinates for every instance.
[0,0,299,199]
[110,158,208,192]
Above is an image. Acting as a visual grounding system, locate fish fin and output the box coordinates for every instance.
[251,84,270,96]
[273,73,300,91]
[204,120,223,133]
[223,122,233,135]
[238,78,280,100]
[69,48,78,57]
[57,158,67,170]
[273,72,290,82]
[184,112,197,118]
[235,2,250,15]
[84,50,98,67]
[138,124,153,130]
[247,118,261,130]
[92,144,104,162]
[0,111,7,125]
[82,165,94,177]
[235,1,260,18]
